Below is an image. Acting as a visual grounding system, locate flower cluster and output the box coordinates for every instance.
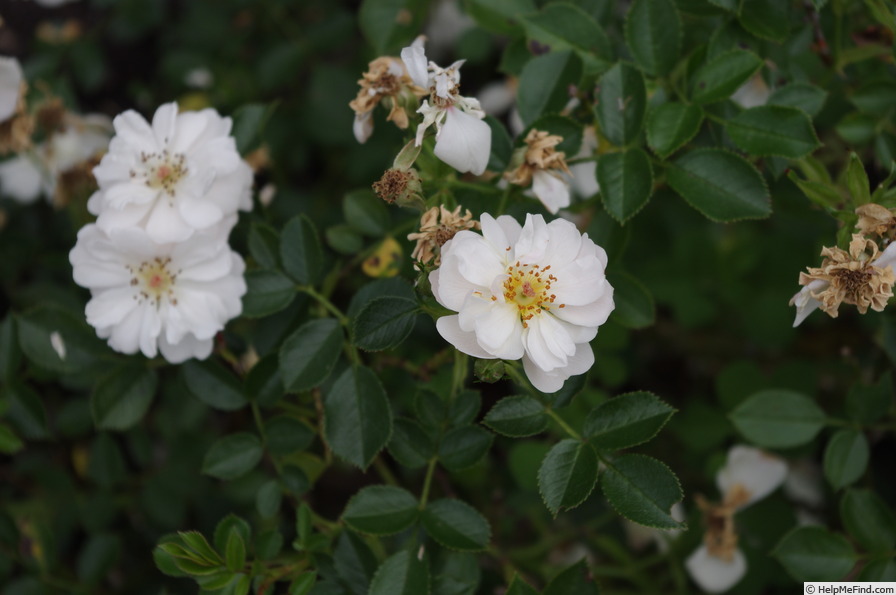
[69,102,251,362]
[349,56,425,144]
[430,212,614,393]
[686,446,788,593]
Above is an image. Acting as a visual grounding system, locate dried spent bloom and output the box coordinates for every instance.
[69,217,246,363]
[407,204,479,267]
[430,213,614,393]
[686,446,787,593]
[373,167,422,206]
[401,37,491,175]
[790,234,896,326]
[506,129,573,214]
[855,202,896,240]
[89,102,252,243]
[350,56,424,144]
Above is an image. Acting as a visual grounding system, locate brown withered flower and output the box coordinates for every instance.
[0,78,34,155]
[505,129,572,213]
[349,56,425,144]
[855,202,896,241]
[797,234,896,318]
[407,205,479,267]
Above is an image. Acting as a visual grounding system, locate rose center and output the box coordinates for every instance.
[129,257,179,307]
[502,262,564,327]
[135,149,188,196]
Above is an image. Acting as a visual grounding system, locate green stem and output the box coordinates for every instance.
[299,286,349,327]
[251,401,268,444]
[372,456,399,487]
[546,408,582,441]
[445,180,502,195]
[497,183,513,215]
[450,351,468,400]
[419,457,438,509]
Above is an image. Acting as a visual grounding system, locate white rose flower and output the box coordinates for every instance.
[401,37,491,175]
[716,445,788,508]
[89,102,252,243]
[430,212,614,393]
[685,545,747,594]
[69,217,246,363]
[0,56,24,122]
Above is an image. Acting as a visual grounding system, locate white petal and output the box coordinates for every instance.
[144,199,195,244]
[0,57,23,121]
[541,217,583,268]
[151,102,179,148]
[111,109,157,154]
[158,333,213,363]
[462,298,523,360]
[523,314,575,372]
[790,279,826,327]
[435,315,495,359]
[532,170,571,214]
[400,38,430,89]
[716,445,788,508]
[553,287,615,329]
[521,342,593,394]
[353,112,374,144]
[878,242,896,269]
[433,106,491,176]
[685,545,747,594]
[0,155,43,203]
[513,214,550,264]
[84,287,139,329]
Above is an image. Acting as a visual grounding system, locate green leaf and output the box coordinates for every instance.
[182,359,248,411]
[0,316,20,383]
[624,0,681,76]
[837,112,876,145]
[289,572,318,595]
[483,395,548,437]
[245,354,284,407]
[256,480,282,518]
[438,425,493,471]
[179,531,223,565]
[450,390,482,426]
[646,103,703,158]
[850,79,896,117]
[506,574,539,595]
[421,499,491,551]
[77,533,121,584]
[595,62,646,147]
[326,224,364,255]
[667,148,771,221]
[279,318,343,392]
[214,514,251,554]
[846,372,892,424]
[767,82,828,117]
[0,423,23,454]
[369,550,429,595]
[600,454,684,529]
[344,189,391,237]
[823,429,869,490]
[248,222,281,270]
[859,559,896,581]
[726,106,821,158]
[520,3,612,75]
[16,306,106,375]
[738,0,790,42]
[787,171,842,210]
[242,269,296,318]
[486,115,514,172]
[281,215,323,286]
[607,271,655,329]
[846,152,872,205]
[358,0,424,54]
[465,0,535,35]
[840,488,896,553]
[91,364,158,431]
[690,49,763,104]
[225,528,247,573]
[388,417,435,469]
[729,389,826,448]
[324,366,393,469]
[342,485,419,536]
[538,439,598,515]
[4,382,49,439]
[597,148,653,223]
[265,415,315,455]
[352,296,418,351]
[202,433,263,480]
[517,51,583,126]
[232,102,277,155]
[584,391,675,450]
[544,560,599,595]
[773,526,856,581]
[333,531,378,595]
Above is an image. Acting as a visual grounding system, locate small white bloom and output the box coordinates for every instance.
[0,56,23,122]
[784,458,824,508]
[184,67,214,90]
[567,127,599,199]
[731,73,770,109]
[401,38,491,176]
[431,213,614,393]
[685,545,747,594]
[716,445,788,509]
[0,154,43,203]
[89,102,252,243]
[69,217,246,363]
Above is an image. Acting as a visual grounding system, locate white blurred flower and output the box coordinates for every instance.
[89,102,252,243]
[567,127,599,199]
[49,331,66,360]
[430,213,614,393]
[0,56,23,122]
[69,217,246,363]
[401,37,491,175]
[716,445,788,508]
[784,458,824,509]
[685,545,747,594]
[731,73,769,109]
[184,67,214,90]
